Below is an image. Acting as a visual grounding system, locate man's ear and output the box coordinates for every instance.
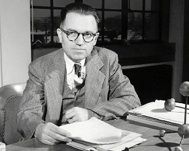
[95,33,99,40]
[57,28,62,43]
[93,33,99,45]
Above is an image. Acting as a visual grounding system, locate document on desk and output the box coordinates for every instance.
[59,117,146,151]
[127,100,189,129]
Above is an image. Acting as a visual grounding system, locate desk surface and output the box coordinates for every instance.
[7,119,189,151]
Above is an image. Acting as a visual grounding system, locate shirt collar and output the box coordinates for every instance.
[64,53,85,74]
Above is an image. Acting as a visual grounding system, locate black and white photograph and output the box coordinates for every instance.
[0,0,189,151]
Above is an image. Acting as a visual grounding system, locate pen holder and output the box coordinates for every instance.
[159,81,189,151]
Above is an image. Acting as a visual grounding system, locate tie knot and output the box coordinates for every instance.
[74,63,81,77]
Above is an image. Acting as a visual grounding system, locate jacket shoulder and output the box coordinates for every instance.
[94,46,118,61]
[30,49,62,67]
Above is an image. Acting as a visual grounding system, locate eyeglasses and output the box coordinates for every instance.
[59,28,98,43]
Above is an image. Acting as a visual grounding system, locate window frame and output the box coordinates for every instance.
[31,0,162,48]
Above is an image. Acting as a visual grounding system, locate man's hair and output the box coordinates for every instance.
[60,3,100,27]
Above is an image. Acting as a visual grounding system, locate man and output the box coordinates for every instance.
[17,3,140,145]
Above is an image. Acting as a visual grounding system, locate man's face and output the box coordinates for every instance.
[57,12,99,62]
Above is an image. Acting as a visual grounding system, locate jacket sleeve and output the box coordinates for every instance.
[17,62,46,139]
[90,52,141,120]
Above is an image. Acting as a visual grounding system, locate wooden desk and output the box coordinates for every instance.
[7,119,189,151]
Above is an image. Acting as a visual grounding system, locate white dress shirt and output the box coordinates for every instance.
[64,53,86,89]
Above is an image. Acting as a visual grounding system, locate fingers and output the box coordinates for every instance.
[48,127,71,142]
[67,116,78,123]
[43,140,54,145]
[64,107,79,123]
[63,107,89,123]
[40,134,58,145]
[64,108,75,120]
[35,122,72,145]
[64,109,78,123]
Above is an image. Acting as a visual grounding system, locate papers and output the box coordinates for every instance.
[59,117,146,151]
[59,117,123,144]
[67,133,146,151]
[128,100,189,126]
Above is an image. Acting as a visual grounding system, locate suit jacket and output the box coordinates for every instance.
[17,46,140,138]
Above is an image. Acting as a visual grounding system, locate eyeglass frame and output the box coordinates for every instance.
[59,28,99,43]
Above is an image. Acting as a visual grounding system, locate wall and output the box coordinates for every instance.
[0,0,31,86]
[183,0,189,81]
[0,17,2,86]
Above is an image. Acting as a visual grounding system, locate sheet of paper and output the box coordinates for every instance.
[129,100,189,125]
[59,117,123,144]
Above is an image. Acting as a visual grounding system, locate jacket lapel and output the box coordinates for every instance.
[44,50,65,123]
[85,50,105,108]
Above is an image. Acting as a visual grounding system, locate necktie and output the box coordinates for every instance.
[74,63,81,78]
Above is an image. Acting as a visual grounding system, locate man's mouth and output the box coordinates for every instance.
[73,48,86,51]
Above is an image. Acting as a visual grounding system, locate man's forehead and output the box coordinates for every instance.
[63,12,98,32]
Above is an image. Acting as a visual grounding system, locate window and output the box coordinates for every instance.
[31,0,161,48]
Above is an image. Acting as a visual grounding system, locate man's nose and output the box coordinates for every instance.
[75,33,85,45]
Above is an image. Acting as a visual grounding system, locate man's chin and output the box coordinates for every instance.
[72,56,85,62]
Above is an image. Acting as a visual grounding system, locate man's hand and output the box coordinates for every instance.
[63,107,89,123]
[35,122,71,145]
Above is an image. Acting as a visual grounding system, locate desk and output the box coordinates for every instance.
[7,119,189,151]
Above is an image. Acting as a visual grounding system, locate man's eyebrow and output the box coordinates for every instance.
[66,28,96,33]
[65,28,77,32]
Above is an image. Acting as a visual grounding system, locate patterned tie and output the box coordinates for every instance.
[74,63,81,78]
